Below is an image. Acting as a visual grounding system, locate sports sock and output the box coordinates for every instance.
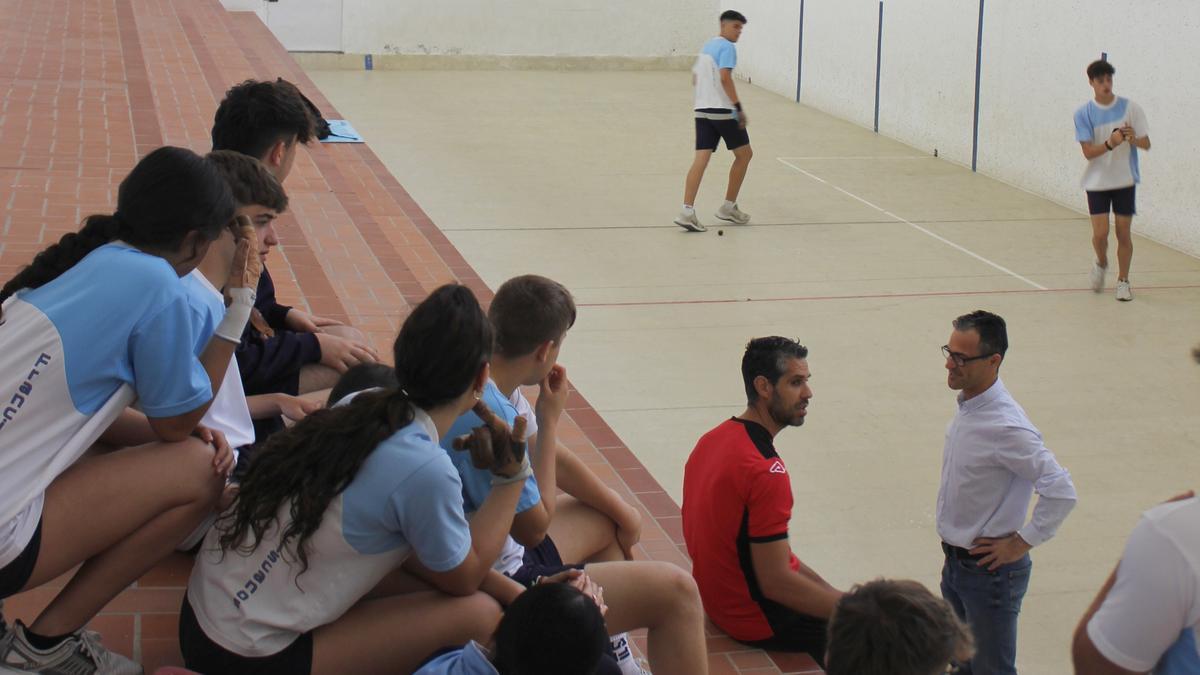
[24,626,72,651]
[610,633,645,675]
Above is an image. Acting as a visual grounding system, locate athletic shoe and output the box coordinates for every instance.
[714,202,750,225]
[1089,262,1107,293]
[1116,280,1133,302]
[0,621,142,674]
[674,210,706,232]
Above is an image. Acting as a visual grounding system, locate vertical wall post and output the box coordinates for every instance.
[873,1,883,133]
[971,0,985,171]
[796,0,806,102]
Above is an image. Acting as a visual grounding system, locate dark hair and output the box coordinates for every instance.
[217,284,492,574]
[326,363,400,407]
[206,150,289,212]
[742,336,808,405]
[1087,59,1115,80]
[489,275,576,357]
[211,79,316,160]
[0,146,234,319]
[721,9,747,23]
[952,310,1007,360]
[827,579,973,675]
[493,583,609,675]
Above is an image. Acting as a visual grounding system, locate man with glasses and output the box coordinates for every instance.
[936,310,1077,675]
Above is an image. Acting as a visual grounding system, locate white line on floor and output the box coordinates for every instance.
[777,155,935,160]
[776,157,1048,291]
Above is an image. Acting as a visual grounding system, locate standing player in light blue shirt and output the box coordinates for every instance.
[674,10,753,233]
[0,147,250,674]
[1074,59,1151,302]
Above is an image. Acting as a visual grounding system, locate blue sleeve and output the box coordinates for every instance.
[390,457,473,572]
[717,42,737,70]
[1074,107,1093,143]
[129,295,212,418]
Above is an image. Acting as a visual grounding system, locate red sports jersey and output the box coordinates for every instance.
[682,418,800,641]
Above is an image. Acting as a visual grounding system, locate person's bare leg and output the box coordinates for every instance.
[320,324,366,343]
[24,438,224,635]
[1090,213,1110,268]
[298,325,373,394]
[683,150,714,206]
[583,561,707,675]
[549,495,622,564]
[311,591,500,674]
[299,363,341,394]
[725,144,754,202]
[1114,214,1134,280]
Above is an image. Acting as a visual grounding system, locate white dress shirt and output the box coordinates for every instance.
[936,378,1077,549]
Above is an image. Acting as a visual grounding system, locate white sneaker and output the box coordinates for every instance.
[0,621,142,675]
[1116,280,1133,302]
[673,209,706,232]
[714,202,750,225]
[1090,262,1107,293]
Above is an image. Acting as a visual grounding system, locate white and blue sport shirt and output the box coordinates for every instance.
[693,36,737,111]
[0,243,211,567]
[1074,96,1149,191]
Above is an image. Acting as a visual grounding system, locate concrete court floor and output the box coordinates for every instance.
[307,68,1200,674]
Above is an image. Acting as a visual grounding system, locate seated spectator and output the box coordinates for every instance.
[443,274,706,675]
[682,337,843,667]
[327,363,400,407]
[825,579,974,675]
[211,78,378,423]
[182,284,533,674]
[0,147,241,673]
[416,580,610,675]
[1072,489,1198,674]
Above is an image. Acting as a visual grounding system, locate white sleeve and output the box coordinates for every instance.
[1087,517,1194,671]
[509,388,539,438]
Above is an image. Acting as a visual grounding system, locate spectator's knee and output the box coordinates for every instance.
[464,592,503,640]
[176,436,227,504]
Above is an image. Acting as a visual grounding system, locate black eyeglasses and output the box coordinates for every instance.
[942,345,994,367]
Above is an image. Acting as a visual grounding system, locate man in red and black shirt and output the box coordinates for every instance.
[682,336,844,666]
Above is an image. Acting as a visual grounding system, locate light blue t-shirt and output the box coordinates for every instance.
[1073,96,1149,191]
[0,242,212,565]
[414,641,498,675]
[187,408,475,657]
[443,380,541,514]
[693,36,738,110]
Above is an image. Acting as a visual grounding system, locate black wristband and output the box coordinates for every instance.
[734,102,743,112]
[1104,140,1113,151]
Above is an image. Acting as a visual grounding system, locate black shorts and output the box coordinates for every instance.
[1086,186,1136,216]
[505,535,583,588]
[735,600,828,668]
[695,110,750,152]
[0,519,42,599]
[180,596,314,675]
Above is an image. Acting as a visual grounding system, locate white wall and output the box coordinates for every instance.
[733,0,1200,256]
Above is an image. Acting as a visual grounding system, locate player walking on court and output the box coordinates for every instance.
[674,10,753,233]
[1074,59,1151,302]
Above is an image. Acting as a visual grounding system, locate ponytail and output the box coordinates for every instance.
[0,215,126,318]
[218,388,414,574]
[215,283,494,574]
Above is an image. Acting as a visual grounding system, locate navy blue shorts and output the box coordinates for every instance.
[505,535,584,588]
[0,518,42,599]
[695,110,750,152]
[180,596,313,675]
[1086,186,1136,216]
